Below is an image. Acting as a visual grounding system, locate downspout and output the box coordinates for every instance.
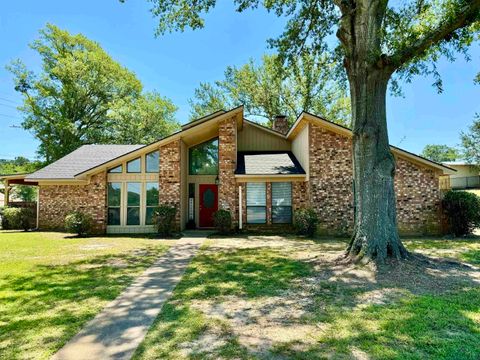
[36,185,40,229]
[238,185,242,230]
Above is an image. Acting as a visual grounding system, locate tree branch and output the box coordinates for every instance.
[386,0,480,70]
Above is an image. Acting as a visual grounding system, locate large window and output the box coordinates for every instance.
[189,138,218,175]
[247,183,266,224]
[107,182,121,225]
[272,182,292,223]
[146,151,159,173]
[127,182,141,225]
[145,182,159,225]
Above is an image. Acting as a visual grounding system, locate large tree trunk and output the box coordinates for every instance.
[346,66,408,263]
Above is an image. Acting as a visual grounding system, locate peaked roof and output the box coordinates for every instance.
[25,145,143,180]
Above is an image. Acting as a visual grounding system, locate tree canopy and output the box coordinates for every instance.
[421,144,459,162]
[8,24,179,163]
[461,113,480,166]
[189,53,350,126]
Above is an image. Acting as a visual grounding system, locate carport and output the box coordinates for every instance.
[1,173,39,227]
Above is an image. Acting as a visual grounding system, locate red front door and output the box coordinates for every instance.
[199,184,218,228]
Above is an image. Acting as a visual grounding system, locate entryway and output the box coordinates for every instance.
[199,184,218,228]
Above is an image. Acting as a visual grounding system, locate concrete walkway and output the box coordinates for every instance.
[52,236,205,360]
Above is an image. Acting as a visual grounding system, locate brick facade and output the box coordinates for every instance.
[38,172,107,233]
[159,140,181,230]
[218,116,238,226]
[307,123,442,235]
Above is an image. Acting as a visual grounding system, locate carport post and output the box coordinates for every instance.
[238,185,242,230]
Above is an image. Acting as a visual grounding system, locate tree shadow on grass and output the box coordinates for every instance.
[0,245,166,360]
[271,254,480,360]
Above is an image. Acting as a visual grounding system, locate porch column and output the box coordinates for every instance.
[4,182,10,206]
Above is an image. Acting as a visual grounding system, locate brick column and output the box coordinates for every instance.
[159,140,181,230]
[266,182,272,225]
[218,116,238,227]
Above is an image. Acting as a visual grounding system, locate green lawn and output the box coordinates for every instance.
[134,236,480,360]
[0,231,170,360]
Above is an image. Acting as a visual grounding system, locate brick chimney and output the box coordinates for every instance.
[272,115,289,135]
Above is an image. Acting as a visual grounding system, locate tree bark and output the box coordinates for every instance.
[346,65,408,263]
[336,0,409,263]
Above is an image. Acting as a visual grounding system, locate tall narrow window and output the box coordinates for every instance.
[246,183,266,224]
[107,182,121,225]
[272,182,292,223]
[189,138,218,175]
[127,182,141,225]
[145,182,159,225]
[127,158,141,173]
[146,151,159,173]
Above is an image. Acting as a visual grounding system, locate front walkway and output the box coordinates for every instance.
[52,236,205,360]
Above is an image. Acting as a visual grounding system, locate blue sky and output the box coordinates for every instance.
[0,1,478,160]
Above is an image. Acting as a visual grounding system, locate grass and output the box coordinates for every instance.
[0,231,170,360]
[134,236,480,360]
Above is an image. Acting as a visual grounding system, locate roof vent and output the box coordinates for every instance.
[272,115,289,135]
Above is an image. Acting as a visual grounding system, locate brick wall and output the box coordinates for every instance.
[159,140,181,230]
[218,116,238,226]
[309,124,354,235]
[38,172,107,233]
[308,123,442,235]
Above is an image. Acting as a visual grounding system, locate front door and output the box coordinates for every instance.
[199,184,218,228]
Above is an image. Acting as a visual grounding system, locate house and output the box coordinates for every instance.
[442,161,479,190]
[1,106,455,235]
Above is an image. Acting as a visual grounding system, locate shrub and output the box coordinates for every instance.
[294,208,319,237]
[2,207,36,231]
[442,190,480,236]
[152,205,177,237]
[65,211,93,237]
[213,209,232,235]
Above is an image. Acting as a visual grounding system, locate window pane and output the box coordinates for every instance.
[127,207,140,225]
[108,208,121,225]
[145,207,156,225]
[189,138,218,175]
[127,158,141,173]
[272,206,292,224]
[127,182,141,206]
[108,165,122,173]
[146,182,159,206]
[146,151,159,173]
[272,182,292,206]
[108,183,121,207]
[247,183,266,206]
[247,207,266,224]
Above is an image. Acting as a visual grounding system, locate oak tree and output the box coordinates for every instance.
[138,0,480,262]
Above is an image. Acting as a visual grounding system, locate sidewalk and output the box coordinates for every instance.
[52,236,204,360]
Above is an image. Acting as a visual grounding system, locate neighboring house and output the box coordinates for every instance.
[442,161,480,189]
[1,106,455,235]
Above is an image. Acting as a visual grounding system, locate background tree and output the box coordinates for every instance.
[421,144,459,162]
[190,53,350,126]
[0,157,41,202]
[461,113,480,166]
[8,24,179,163]
[142,0,480,263]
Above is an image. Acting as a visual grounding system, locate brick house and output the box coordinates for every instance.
[2,106,455,235]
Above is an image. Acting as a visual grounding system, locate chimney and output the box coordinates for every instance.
[272,115,289,135]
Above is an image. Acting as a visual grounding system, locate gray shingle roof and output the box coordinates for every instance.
[235,152,305,175]
[26,144,144,180]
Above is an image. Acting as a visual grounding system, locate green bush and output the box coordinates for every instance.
[442,190,480,236]
[65,211,93,237]
[152,205,177,237]
[2,207,36,231]
[213,209,232,235]
[294,208,319,237]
